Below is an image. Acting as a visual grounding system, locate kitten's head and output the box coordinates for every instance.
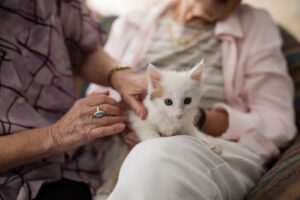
[147,60,205,121]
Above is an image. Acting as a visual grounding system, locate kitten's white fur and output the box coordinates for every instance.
[95,60,222,200]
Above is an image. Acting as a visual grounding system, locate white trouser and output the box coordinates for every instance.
[107,135,265,200]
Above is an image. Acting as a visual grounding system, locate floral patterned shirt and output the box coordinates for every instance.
[0,1,107,199]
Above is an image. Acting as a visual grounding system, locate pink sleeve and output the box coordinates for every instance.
[215,9,296,152]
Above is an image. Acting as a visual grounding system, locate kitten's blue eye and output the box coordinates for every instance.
[184,97,192,105]
[164,98,173,106]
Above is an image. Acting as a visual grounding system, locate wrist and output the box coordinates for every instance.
[108,65,131,88]
[47,124,64,153]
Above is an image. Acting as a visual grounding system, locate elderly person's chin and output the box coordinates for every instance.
[172,0,242,25]
[186,16,210,26]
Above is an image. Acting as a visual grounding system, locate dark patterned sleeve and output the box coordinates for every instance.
[59,0,103,67]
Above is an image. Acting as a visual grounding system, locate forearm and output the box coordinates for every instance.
[79,47,119,87]
[0,126,58,172]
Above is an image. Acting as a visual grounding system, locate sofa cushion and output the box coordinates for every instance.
[246,135,300,200]
[281,28,300,130]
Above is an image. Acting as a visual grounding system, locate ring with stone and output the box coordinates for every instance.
[93,105,106,118]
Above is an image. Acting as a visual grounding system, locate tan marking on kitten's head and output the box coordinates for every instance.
[150,84,164,100]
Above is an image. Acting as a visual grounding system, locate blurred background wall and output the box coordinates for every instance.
[87,0,300,41]
[244,0,300,41]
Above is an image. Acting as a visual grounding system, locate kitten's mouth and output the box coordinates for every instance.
[173,115,183,120]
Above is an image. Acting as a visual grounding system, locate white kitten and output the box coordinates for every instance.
[95,61,222,200]
[129,61,222,152]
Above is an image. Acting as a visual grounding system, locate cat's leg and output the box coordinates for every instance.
[130,114,160,141]
[95,137,129,200]
[183,126,222,155]
[134,124,161,141]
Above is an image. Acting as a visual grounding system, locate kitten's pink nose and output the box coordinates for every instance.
[175,110,183,119]
[176,114,183,119]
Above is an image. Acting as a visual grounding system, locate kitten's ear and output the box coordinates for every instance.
[190,58,205,81]
[147,63,161,89]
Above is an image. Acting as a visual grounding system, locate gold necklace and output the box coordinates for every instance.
[167,12,207,46]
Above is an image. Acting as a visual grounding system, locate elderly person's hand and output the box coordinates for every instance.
[110,69,148,120]
[50,92,126,152]
[194,109,229,137]
[78,48,148,120]
[122,131,140,149]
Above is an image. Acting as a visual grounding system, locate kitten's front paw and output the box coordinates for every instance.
[194,135,223,155]
[208,142,222,155]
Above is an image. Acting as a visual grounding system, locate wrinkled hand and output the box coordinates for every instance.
[50,92,126,152]
[111,69,148,119]
[122,130,140,149]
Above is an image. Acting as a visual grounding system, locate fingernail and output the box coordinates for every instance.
[138,110,143,119]
[140,113,146,120]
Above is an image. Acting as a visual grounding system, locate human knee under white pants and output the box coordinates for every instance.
[108,135,265,200]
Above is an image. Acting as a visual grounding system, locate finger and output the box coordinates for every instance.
[98,104,123,116]
[83,104,124,117]
[137,77,148,95]
[119,101,129,113]
[126,131,138,138]
[125,137,139,148]
[125,131,140,144]
[83,93,118,106]
[127,133,139,141]
[92,116,126,128]
[88,91,110,96]
[90,123,126,139]
[124,138,136,147]
[126,136,139,145]
[123,94,147,120]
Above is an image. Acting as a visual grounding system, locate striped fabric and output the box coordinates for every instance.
[246,28,300,200]
[246,135,300,200]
